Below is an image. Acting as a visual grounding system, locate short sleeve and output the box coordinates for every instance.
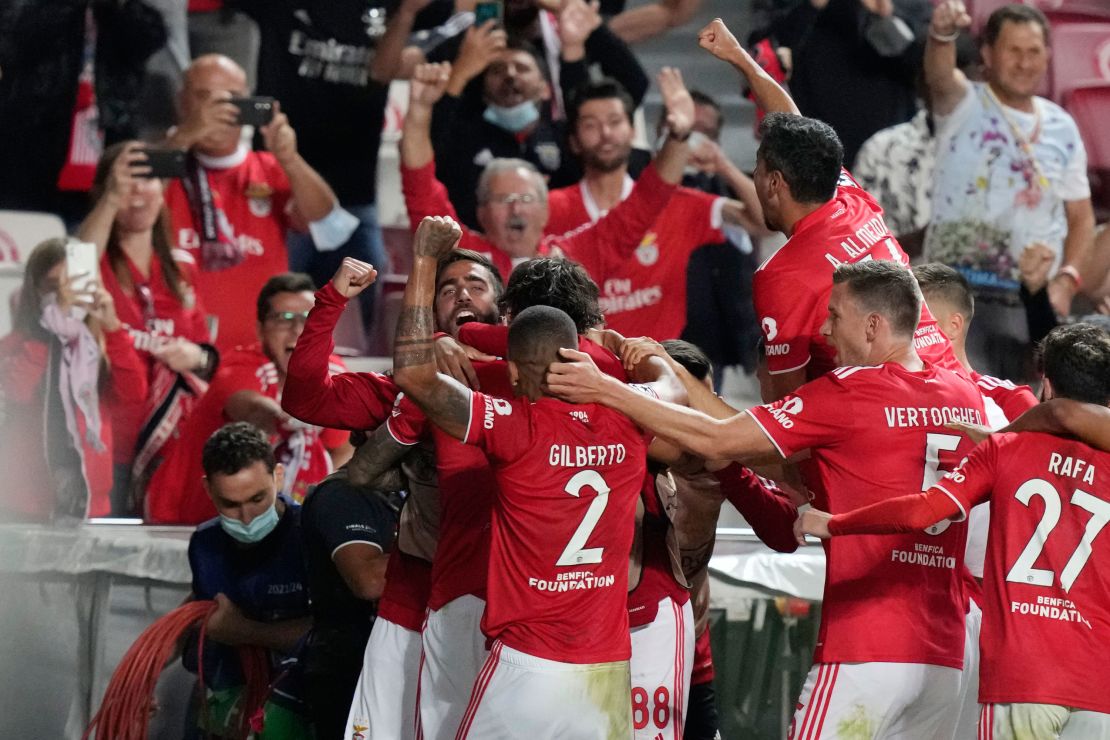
[745,375,854,458]
[933,83,978,141]
[931,435,999,519]
[463,391,533,464]
[753,266,822,374]
[306,483,396,558]
[387,393,428,446]
[1058,124,1090,201]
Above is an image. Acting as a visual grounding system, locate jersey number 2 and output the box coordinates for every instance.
[1006,479,1110,592]
[556,470,610,567]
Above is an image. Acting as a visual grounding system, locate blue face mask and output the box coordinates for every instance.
[219,500,280,544]
[483,101,540,133]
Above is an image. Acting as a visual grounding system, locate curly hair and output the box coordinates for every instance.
[202,422,276,478]
[1041,323,1110,406]
[500,257,604,334]
[757,112,843,203]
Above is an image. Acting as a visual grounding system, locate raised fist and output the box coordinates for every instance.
[413,216,463,260]
[410,62,453,107]
[698,18,743,64]
[330,257,379,299]
[930,0,971,37]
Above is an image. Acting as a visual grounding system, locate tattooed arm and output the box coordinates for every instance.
[393,216,473,441]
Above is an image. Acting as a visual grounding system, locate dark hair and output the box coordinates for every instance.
[832,260,921,337]
[14,238,67,337]
[661,339,712,381]
[256,272,315,322]
[567,78,635,134]
[690,90,723,134]
[912,263,974,320]
[92,142,187,304]
[501,257,604,334]
[757,113,843,203]
[202,421,276,478]
[1041,323,1110,406]
[500,37,550,82]
[983,4,1050,48]
[507,305,579,362]
[437,248,505,302]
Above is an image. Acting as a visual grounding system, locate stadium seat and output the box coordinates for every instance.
[1064,83,1110,170]
[1041,0,1110,21]
[1049,21,1110,102]
[0,210,66,266]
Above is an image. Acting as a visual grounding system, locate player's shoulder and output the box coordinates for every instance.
[974,372,1021,392]
[821,364,887,388]
[673,186,716,205]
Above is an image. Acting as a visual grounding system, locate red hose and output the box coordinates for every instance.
[83,600,271,740]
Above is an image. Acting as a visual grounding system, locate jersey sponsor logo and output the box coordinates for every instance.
[765,342,791,357]
[600,278,663,315]
[761,316,779,341]
[178,227,265,260]
[482,396,512,429]
[245,182,274,218]
[914,325,949,350]
[1011,596,1091,628]
[890,543,957,570]
[635,233,659,266]
[527,571,617,592]
[766,396,803,428]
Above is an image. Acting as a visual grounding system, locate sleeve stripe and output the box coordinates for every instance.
[331,540,385,559]
[744,409,788,459]
[767,356,811,376]
[463,388,476,443]
[933,483,968,522]
[709,196,726,230]
[386,419,419,447]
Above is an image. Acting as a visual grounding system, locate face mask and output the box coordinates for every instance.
[219,500,280,544]
[484,101,540,134]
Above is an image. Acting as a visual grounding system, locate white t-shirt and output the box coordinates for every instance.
[925,82,1089,294]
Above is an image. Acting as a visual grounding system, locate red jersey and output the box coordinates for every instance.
[933,433,1110,712]
[165,148,292,351]
[463,390,649,663]
[387,362,514,610]
[546,179,725,339]
[146,344,348,524]
[378,547,433,632]
[754,170,961,378]
[691,627,714,685]
[973,372,1038,423]
[0,328,145,520]
[747,362,984,668]
[100,250,211,465]
[400,161,676,285]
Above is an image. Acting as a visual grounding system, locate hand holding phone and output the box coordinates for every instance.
[65,240,99,295]
[136,148,188,179]
[475,0,502,26]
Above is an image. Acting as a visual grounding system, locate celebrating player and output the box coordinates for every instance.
[696,17,961,402]
[393,216,674,739]
[548,260,986,738]
[797,322,1110,740]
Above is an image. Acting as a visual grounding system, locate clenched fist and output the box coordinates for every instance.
[413,216,463,260]
[698,18,744,65]
[930,0,971,37]
[330,257,379,299]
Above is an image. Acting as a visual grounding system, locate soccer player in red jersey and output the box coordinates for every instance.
[914,263,1039,737]
[542,78,766,340]
[399,61,695,285]
[393,216,676,739]
[798,323,1110,740]
[695,19,962,403]
[548,260,987,739]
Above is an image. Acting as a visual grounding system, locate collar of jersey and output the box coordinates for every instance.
[196,142,249,170]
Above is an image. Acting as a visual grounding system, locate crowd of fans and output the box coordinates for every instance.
[2,0,1110,738]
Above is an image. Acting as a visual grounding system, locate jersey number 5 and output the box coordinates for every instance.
[1006,479,1110,592]
[556,470,610,567]
[921,432,962,535]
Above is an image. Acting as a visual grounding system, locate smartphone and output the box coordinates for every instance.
[65,240,99,294]
[474,0,502,26]
[136,148,188,179]
[229,96,276,126]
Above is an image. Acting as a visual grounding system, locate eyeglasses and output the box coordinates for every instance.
[264,310,311,328]
[483,193,540,206]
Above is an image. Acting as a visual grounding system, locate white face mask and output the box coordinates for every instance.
[483,101,540,133]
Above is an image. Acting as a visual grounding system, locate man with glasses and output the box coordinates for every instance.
[399,62,696,284]
[146,272,351,524]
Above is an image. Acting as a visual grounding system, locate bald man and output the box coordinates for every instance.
[165,54,354,350]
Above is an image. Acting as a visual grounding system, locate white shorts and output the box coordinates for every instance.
[418,594,488,740]
[346,616,422,740]
[956,599,983,740]
[788,661,962,740]
[980,704,1110,740]
[455,641,633,740]
[630,596,695,740]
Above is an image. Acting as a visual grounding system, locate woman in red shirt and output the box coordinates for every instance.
[0,239,146,522]
[78,142,216,514]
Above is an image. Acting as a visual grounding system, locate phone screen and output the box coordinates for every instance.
[475,1,502,26]
[65,241,99,294]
